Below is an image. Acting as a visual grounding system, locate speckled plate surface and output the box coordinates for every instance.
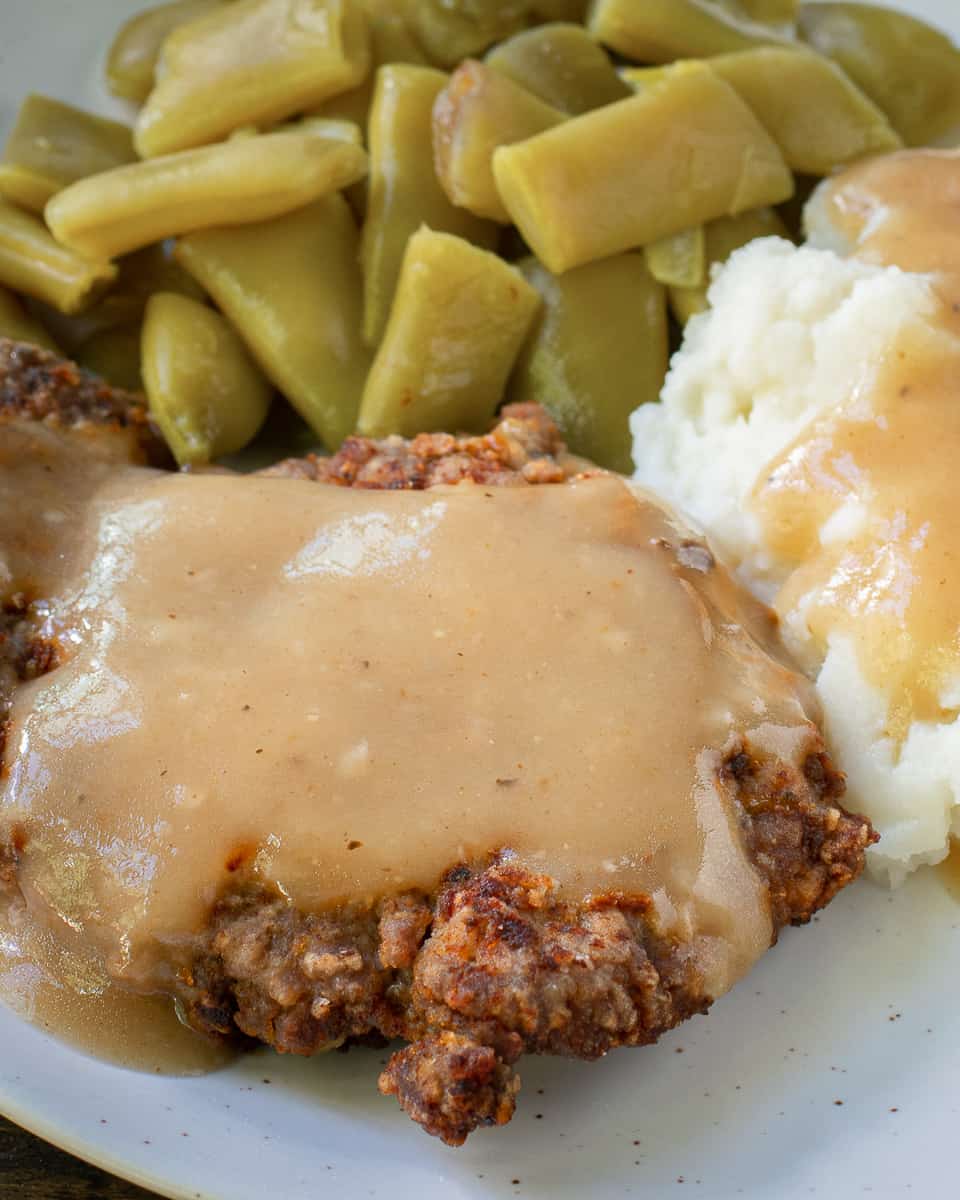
[2,3,959,1197]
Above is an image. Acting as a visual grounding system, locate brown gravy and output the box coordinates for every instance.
[0,427,819,1069]
[751,150,960,739]
[0,895,230,1072]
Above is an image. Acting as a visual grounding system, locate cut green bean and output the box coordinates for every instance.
[308,3,427,221]
[718,0,798,32]
[358,226,540,438]
[669,206,790,323]
[312,1,428,130]
[0,198,116,315]
[486,23,630,115]
[0,286,59,352]
[434,61,565,223]
[45,244,208,354]
[644,227,705,288]
[0,95,136,214]
[134,0,371,157]
[272,116,364,144]
[176,195,370,449]
[308,82,375,132]
[362,64,497,346]
[704,47,901,174]
[410,0,531,68]
[492,61,793,274]
[228,116,364,146]
[509,253,667,473]
[106,0,229,103]
[46,129,368,261]
[142,292,272,465]
[361,0,430,65]
[798,2,960,146]
[588,0,788,63]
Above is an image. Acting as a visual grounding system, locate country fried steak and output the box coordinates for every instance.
[0,339,876,1146]
[185,752,867,1147]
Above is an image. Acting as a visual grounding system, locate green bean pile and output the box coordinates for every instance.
[0,0,958,469]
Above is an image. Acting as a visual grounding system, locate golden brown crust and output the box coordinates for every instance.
[0,594,61,780]
[179,731,873,1145]
[0,338,169,466]
[728,744,876,929]
[259,403,578,489]
[378,1033,520,1146]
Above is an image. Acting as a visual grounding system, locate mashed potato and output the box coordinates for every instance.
[631,236,957,883]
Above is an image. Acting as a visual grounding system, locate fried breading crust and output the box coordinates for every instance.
[0,594,61,785]
[259,403,578,488]
[0,338,168,465]
[180,737,874,1145]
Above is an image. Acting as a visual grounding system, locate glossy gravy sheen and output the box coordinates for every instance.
[1,428,819,1068]
[752,150,960,739]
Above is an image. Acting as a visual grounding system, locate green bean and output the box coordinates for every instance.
[0,286,59,352]
[260,116,363,144]
[705,47,901,174]
[106,0,229,104]
[410,0,531,68]
[40,244,206,356]
[134,0,371,158]
[798,2,960,146]
[142,292,272,465]
[227,116,363,148]
[508,253,667,473]
[358,227,540,438]
[644,227,705,288]
[588,0,788,63]
[176,195,370,449]
[307,3,428,221]
[362,64,497,346]
[486,24,630,115]
[492,61,793,274]
[361,0,430,64]
[308,82,375,132]
[0,198,116,315]
[718,0,798,31]
[0,95,136,215]
[312,1,428,130]
[624,48,901,175]
[76,326,144,392]
[47,243,207,369]
[669,206,790,323]
[46,129,368,261]
[434,61,565,223]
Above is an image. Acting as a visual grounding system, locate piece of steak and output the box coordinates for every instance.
[0,340,876,1146]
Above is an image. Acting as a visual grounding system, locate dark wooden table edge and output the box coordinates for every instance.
[0,1115,162,1198]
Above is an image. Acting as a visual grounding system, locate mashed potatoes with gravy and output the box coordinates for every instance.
[631,157,960,883]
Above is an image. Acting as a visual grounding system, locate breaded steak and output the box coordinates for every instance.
[0,340,875,1144]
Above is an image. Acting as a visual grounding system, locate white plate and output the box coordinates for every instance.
[2,3,959,1198]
